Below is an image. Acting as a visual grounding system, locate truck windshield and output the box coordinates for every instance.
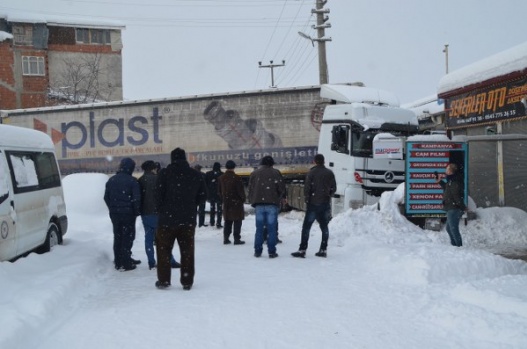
[351,130,377,157]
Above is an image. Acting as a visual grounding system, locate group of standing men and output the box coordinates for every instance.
[104,147,338,291]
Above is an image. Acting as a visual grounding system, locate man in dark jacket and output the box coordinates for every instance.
[205,162,224,228]
[218,160,246,245]
[155,148,207,290]
[292,154,336,258]
[104,157,141,271]
[248,155,285,258]
[138,160,180,270]
[436,163,466,247]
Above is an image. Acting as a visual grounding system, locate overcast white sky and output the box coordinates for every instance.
[2,0,527,103]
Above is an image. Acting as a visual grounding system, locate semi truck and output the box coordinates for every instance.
[309,84,419,215]
[1,84,419,212]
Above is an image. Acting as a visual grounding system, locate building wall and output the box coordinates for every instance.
[0,41,16,109]
[0,22,123,109]
[453,121,527,213]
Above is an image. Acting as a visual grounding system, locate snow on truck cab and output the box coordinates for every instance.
[0,124,68,261]
[317,84,419,215]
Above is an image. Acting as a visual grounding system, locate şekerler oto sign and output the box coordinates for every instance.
[405,141,468,218]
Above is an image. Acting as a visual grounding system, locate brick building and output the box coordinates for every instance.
[0,14,124,110]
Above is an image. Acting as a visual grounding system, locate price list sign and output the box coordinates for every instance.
[405,142,468,217]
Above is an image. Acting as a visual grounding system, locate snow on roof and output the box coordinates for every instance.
[320,84,400,107]
[402,95,444,116]
[0,12,125,30]
[0,124,54,150]
[0,31,13,42]
[438,41,527,95]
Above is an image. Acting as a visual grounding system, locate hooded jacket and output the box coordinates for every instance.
[104,158,141,216]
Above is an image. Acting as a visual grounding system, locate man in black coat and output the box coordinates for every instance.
[292,154,336,258]
[436,163,466,247]
[205,162,224,228]
[155,148,207,290]
[104,157,141,271]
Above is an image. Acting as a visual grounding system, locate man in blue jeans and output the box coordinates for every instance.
[292,154,336,258]
[138,160,180,270]
[248,156,286,258]
[436,163,466,247]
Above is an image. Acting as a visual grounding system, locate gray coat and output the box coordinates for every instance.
[248,165,286,207]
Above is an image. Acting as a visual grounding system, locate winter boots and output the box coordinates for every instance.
[291,250,306,258]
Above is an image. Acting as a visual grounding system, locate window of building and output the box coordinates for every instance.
[22,56,45,76]
[75,28,111,45]
[13,25,33,46]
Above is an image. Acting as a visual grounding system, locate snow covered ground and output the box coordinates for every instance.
[2,173,527,349]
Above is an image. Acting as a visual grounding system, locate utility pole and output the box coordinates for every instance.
[258,60,285,88]
[443,44,449,74]
[312,0,331,84]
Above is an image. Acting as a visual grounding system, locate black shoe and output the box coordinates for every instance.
[216,224,223,229]
[171,261,181,268]
[224,240,232,245]
[183,284,192,291]
[315,250,327,258]
[233,240,245,245]
[132,258,141,265]
[291,250,306,258]
[277,238,283,244]
[254,251,262,258]
[155,280,170,289]
[269,253,279,258]
[122,265,137,271]
[198,224,208,227]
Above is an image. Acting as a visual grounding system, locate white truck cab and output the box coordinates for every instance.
[317,84,419,215]
[0,124,68,261]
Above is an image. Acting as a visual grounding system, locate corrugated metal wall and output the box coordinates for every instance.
[455,121,527,212]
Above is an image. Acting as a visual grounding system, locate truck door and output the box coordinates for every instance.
[0,150,16,261]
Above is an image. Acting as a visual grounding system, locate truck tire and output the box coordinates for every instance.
[37,222,61,254]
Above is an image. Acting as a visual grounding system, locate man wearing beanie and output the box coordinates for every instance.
[205,162,224,228]
[218,160,246,245]
[104,157,141,271]
[155,148,207,290]
[248,155,285,258]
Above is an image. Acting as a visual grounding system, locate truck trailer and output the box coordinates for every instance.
[1,84,420,212]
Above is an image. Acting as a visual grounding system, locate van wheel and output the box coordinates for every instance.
[37,223,61,254]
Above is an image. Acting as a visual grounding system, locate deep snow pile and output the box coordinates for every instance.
[1,173,527,349]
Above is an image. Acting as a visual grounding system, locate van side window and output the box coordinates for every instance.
[6,151,61,193]
[331,125,350,154]
[0,151,9,204]
[35,152,61,189]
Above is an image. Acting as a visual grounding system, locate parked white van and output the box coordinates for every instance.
[0,124,68,261]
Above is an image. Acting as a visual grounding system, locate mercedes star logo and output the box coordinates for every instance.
[384,171,395,183]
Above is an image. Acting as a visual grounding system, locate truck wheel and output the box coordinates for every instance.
[37,222,61,254]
